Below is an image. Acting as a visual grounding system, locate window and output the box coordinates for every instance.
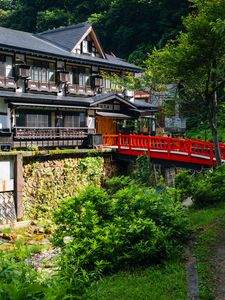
[64,112,86,127]
[88,41,92,53]
[5,56,13,77]
[72,68,79,84]
[79,67,90,86]
[16,110,50,127]
[80,112,86,127]
[0,55,5,77]
[0,55,13,77]
[27,59,55,82]
[26,113,49,127]
[48,63,55,81]
[82,40,88,53]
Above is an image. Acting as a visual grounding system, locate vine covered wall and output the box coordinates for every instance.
[23,154,121,225]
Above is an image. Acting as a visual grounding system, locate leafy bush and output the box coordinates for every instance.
[53,178,190,296]
[175,170,195,201]
[0,241,77,300]
[193,165,225,207]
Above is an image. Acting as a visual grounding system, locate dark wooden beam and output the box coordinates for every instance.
[14,154,24,220]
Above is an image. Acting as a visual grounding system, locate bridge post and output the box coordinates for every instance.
[147,136,151,158]
[210,144,213,165]
[188,139,192,162]
[167,137,171,160]
[118,134,121,152]
[129,134,132,153]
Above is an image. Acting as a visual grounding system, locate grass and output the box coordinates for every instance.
[194,218,225,300]
[85,202,225,300]
[188,202,225,299]
[86,261,187,300]
[188,201,225,231]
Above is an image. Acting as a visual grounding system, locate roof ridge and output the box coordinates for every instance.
[0,25,32,35]
[37,22,91,35]
[32,34,69,53]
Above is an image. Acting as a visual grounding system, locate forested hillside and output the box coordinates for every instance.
[0,0,189,63]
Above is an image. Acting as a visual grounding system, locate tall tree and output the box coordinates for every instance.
[146,0,225,164]
[0,0,189,59]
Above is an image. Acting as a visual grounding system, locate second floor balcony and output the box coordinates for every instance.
[14,127,96,140]
[0,76,17,90]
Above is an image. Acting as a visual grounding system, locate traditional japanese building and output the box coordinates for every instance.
[0,22,156,150]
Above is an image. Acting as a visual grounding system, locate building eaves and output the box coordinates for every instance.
[1,90,94,107]
[0,26,142,72]
[133,100,159,110]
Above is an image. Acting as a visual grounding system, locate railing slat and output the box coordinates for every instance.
[103,134,224,166]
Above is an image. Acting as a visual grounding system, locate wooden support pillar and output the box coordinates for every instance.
[14,154,24,220]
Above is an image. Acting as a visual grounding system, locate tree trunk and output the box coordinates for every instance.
[208,91,222,165]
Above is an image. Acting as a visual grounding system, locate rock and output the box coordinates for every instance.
[63,236,74,244]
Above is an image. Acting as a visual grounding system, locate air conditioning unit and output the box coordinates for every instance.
[15,64,30,79]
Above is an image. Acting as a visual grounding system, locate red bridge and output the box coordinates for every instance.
[103,134,225,166]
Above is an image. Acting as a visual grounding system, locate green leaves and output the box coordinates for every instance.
[53,177,189,297]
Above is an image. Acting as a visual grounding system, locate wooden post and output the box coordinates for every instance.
[14,154,24,220]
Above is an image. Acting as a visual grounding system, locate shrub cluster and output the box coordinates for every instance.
[193,165,225,207]
[53,177,189,296]
[175,165,225,207]
[175,170,195,201]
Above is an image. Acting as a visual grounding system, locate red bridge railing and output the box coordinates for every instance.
[103,134,225,166]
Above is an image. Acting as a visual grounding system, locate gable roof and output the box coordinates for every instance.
[37,22,90,52]
[91,92,137,109]
[0,25,141,72]
[37,22,106,59]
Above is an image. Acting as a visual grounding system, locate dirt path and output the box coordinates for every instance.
[210,228,225,300]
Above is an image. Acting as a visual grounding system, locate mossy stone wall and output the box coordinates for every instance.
[22,154,122,224]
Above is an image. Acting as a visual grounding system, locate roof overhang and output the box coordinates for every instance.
[96,112,133,119]
[0,90,93,107]
[0,44,141,73]
[9,102,89,111]
[91,93,137,109]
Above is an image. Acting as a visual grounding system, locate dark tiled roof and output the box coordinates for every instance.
[0,26,69,57]
[0,25,141,72]
[37,22,90,51]
[1,90,93,107]
[133,100,159,109]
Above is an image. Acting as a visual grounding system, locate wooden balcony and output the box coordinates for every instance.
[66,84,94,96]
[0,77,17,90]
[27,80,58,93]
[14,127,95,140]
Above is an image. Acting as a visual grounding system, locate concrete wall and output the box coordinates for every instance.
[0,156,16,224]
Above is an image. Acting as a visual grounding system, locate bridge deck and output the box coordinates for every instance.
[103,134,225,166]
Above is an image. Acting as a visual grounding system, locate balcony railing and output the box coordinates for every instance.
[27,80,58,93]
[66,84,94,96]
[14,127,96,140]
[0,77,17,90]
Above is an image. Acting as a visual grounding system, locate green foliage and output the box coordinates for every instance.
[193,165,225,207]
[179,165,225,208]
[0,0,189,59]
[131,156,156,186]
[53,179,189,297]
[23,156,104,227]
[0,242,46,300]
[85,261,187,300]
[146,0,225,164]
[175,170,195,201]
